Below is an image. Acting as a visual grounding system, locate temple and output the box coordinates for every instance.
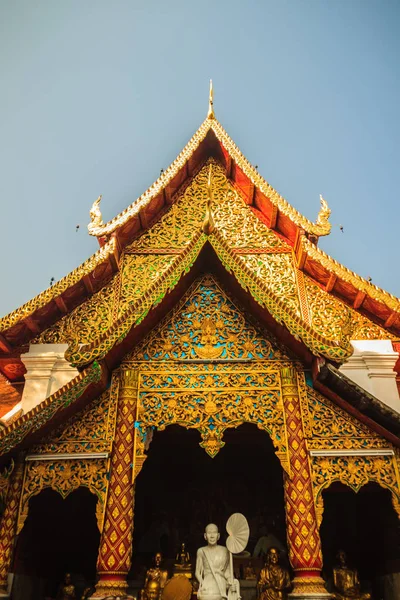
[0,83,400,600]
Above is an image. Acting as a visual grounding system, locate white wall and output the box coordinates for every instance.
[20,344,79,414]
[340,340,400,413]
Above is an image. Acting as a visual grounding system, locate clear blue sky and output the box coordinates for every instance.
[1,0,399,317]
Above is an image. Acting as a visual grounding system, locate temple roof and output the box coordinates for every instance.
[87,114,332,242]
[0,85,399,385]
[0,276,399,466]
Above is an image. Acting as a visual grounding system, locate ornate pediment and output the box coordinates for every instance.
[299,382,385,450]
[30,384,118,456]
[129,274,290,362]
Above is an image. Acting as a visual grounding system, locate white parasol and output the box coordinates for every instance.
[226,513,250,554]
[226,513,249,600]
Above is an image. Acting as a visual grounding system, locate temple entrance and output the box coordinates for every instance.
[131,423,287,581]
[12,487,99,600]
[320,482,400,598]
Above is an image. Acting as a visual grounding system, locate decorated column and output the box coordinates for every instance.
[280,367,330,599]
[0,457,24,597]
[93,369,139,598]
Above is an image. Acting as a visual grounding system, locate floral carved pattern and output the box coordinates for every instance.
[304,276,391,342]
[0,362,103,456]
[298,383,386,450]
[239,254,300,317]
[31,387,117,455]
[0,461,13,504]
[18,458,108,534]
[210,162,290,250]
[130,275,286,362]
[138,374,288,465]
[117,254,176,318]
[34,281,115,345]
[311,455,400,526]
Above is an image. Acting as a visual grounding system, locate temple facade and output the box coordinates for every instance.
[0,88,400,600]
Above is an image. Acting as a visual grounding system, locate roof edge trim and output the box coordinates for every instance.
[302,237,400,313]
[87,117,331,239]
[0,238,117,334]
[0,361,103,457]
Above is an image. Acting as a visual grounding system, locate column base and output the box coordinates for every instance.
[289,595,332,600]
[90,575,129,598]
[89,597,134,600]
[289,576,332,600]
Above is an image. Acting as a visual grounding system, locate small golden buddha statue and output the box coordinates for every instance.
[257,547,291,600]
[57,573,76,600]
[174,542,192,576]
[244,560,257,580]
[332,550,371,600]
[141,552,169,600]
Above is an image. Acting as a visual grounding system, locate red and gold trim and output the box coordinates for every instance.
[0,458,24,592]
[93,369,139,597]
[280,367,327,595]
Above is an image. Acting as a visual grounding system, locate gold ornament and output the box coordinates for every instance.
[304,276,392,343]
[0,362,102,456]
[210,233,353,362]
[299,382,387,451]
[311,454,400,527]
[87,118,332,239]
[89,195,103,227]
[301,235,400,314]
[34,280,114,345]
[0,460,14,504]
[17,458,108,534]
[30,386,117,455]
[0,237,117,333]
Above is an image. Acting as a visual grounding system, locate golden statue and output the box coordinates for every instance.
[141,552,169,600]
[57,573,76,599]
[174,542,192,577]
[257,547,291,600]
[332,551,371,600]
[244,560,257,580]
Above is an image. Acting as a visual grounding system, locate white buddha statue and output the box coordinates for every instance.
[195,523,231,600]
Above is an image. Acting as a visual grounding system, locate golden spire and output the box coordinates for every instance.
[202,163,215,235]
[207,79,215,120]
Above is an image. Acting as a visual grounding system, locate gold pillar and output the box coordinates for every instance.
[93,369,139,598]
[280,367,329,597]
[0,457,24,594]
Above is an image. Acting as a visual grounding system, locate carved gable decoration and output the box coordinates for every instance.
[304,277,393,342]
[129,274,289,362]
[34,279,115,345]
[31,385,118,455]
[127,160,290,252]
[300,383,385,450]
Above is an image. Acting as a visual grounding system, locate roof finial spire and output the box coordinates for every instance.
[207,79,215,120]
[202,163,215,235]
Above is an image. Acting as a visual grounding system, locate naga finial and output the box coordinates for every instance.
[202,164,215,235]
[207,79,215,120]
[89,195,103,228]
[316,194,331,227]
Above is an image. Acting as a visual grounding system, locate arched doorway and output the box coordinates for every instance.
[131,423,287,584]
[320,482,400,599]
[12,487,99,600]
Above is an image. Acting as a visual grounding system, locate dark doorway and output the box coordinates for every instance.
[320,482,400,598]
[12,487,99,600]
[132,424,286,578]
